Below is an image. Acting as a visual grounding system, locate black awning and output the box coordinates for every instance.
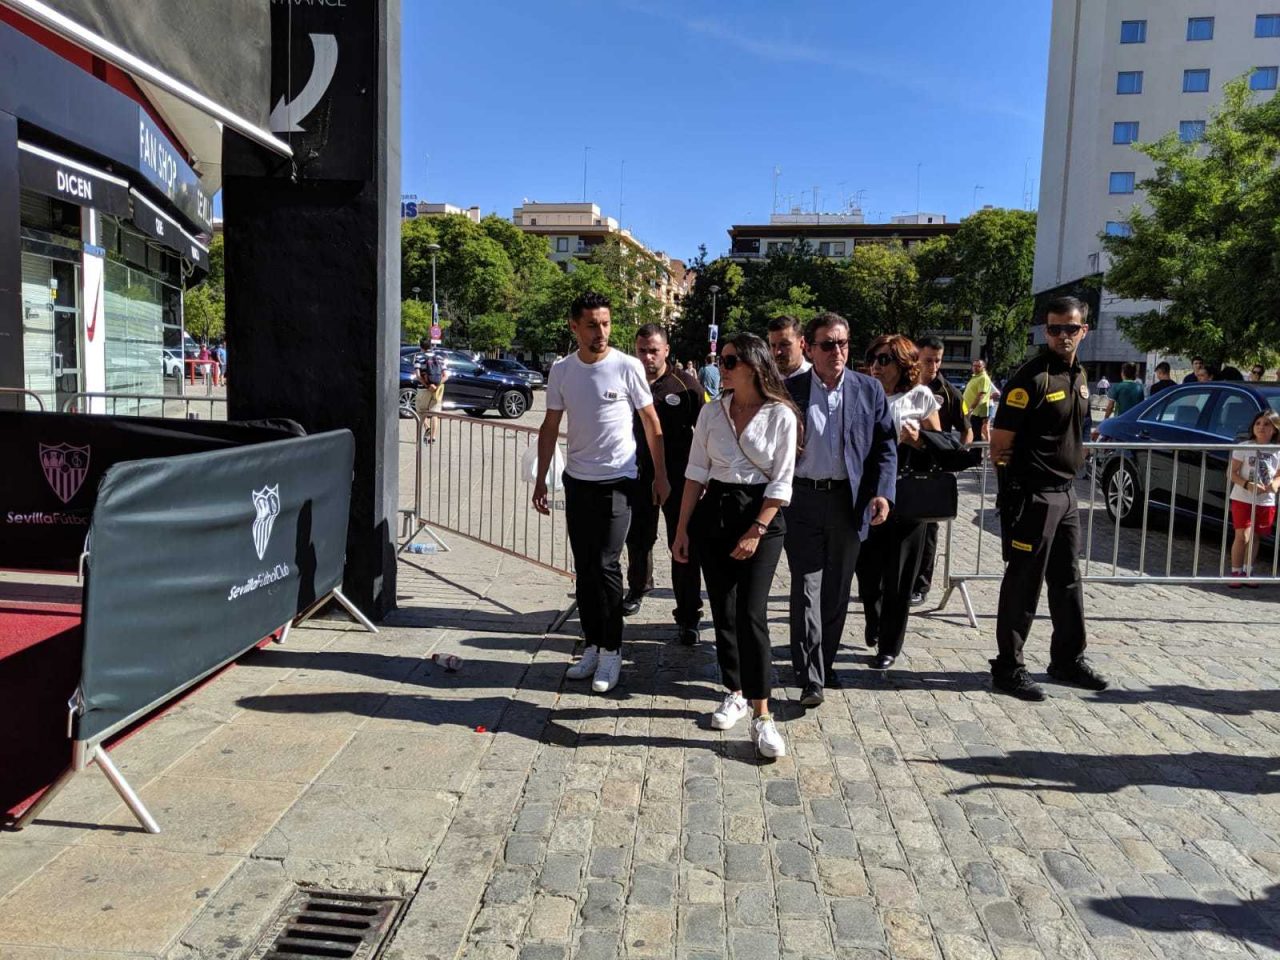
[17,140,131,217]
[130,188,210,274]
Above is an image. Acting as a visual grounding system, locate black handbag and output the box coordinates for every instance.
[893,471,958,522]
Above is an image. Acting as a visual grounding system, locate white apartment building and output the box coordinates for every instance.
[1034,0,1280,372]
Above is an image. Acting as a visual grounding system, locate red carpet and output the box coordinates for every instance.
[1,603,83,819]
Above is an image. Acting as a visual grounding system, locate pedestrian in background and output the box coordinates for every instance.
[1149,361,1176,396]
[414,339,449,444]
[1183,358,1204,384]
[1228,410,1280,587]
[699,354,721,400]
[784,312,896,703]
[856,334,940,671]
[533,292,670,694]
[1249,364,1266,383]
[913,336,973,606]
[623,324,705,642]
[1093,362,1143,438]
[673,333,797,759]
[767,315,812,381]
[963,359,993,441]
[989,296,1109,701]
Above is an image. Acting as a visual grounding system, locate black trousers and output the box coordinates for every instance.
[692,481,785,700]
[913,521,940,596]
[625,481,704,627]
[784,484,860,687]
[994,487,1087,671]
[563,474,635,652]
[856,517,927,658]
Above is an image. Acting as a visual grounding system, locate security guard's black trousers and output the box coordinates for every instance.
[994,487,1087,671]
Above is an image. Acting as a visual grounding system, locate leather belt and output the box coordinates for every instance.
[794,477,850,491]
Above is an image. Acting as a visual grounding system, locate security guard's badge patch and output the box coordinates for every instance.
[1005,388,1030,409]
[1046,389,1066,402]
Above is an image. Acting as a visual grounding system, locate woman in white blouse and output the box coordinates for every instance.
[856,333,941,671]
[673,333,799,759]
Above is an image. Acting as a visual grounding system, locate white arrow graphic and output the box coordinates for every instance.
[269,33,338,133]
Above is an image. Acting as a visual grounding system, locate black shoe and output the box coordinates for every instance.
[1047,658,1109,691]
[621,592,644,616]
[800,683,825,708]
[677,625,699,646]
[870,654,896,671]
[909,591,927,607]
[864,626,877,648]
[991,665,1046,701]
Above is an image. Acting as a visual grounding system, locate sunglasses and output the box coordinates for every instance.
[815,339,849,353]
[1046,323,1083,337]
[721,354,743,370]
[866,353,895,368]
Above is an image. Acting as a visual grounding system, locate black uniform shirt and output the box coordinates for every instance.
[633,364,705,480]
[992,348,1089,488]
[928,376,968,436]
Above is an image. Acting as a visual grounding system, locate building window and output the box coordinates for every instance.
[555,237,569,252]
[1178,120,1207,142]
[1251,65,1279,90]
[1183,69,1211,93]
[1109,172,1136,194]
[1105,221,1132,237]
[1117,71,1143,94]
[529,218,537,225]
[1186,17,1214,41]
[1120,20,1147,43]
[832,241,846,256]
[1113,121,1140,144]
[1257,14,1280,37]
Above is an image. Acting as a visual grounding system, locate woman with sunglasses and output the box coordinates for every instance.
[673,333,799,758]
[856,334,941,670]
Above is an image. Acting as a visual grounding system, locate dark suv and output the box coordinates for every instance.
[1095,381,1280,529]
[399,352,533,419]
[481,357,545,389]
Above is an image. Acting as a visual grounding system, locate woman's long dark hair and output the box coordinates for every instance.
[722,331,804,453]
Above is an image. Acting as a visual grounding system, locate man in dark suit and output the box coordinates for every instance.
[784,312,898,705]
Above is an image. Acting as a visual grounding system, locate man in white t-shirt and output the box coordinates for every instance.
[532,291,671,693]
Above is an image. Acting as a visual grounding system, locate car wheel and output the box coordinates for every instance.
[464,408,485,418]
[1102,458,1142,528]
[398,388,417,419]
[498,389,528,419]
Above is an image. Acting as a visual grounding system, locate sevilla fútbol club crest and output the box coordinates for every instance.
[39,443,90,504]
[251,484,281,561]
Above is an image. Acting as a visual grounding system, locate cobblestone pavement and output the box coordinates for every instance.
[2,424,1278,958]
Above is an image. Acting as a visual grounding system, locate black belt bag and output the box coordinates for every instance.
[893,471,958,523]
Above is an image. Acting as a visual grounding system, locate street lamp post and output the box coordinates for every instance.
[709,284,720,354]
[411,286,421,300]
[427,243,441,343]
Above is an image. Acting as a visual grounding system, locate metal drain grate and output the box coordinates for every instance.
[248,889,405,960]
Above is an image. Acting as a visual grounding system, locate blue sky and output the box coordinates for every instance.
[402,1,1051,264]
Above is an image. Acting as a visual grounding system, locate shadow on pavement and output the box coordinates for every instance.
[1083,883,1280,951]
[1093,684,1280,716]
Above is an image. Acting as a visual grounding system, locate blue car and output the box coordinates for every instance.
[1094,381,1280,528]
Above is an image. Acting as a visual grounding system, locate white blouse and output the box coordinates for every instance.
[685,397,797,504]
[887,384,940,438]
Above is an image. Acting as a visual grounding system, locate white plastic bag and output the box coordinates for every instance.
[520,444,565,490]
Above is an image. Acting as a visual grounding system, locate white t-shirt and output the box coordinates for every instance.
[685,398,797,504]
[1230,447,1279,506]
[546,349,653,481]
[887,385,940,438]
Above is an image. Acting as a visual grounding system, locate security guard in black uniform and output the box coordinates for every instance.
[989,296,1109,700]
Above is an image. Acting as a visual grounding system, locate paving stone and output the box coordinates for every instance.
[624,909,674,958]
[589,846,629,880]
[629,864,676,908]
[728,928,780,960]
[580,880,624,929]
[830,897,884,947]
[765,779,801,807]
[678,903,726,949]
[506,835,547,867]
[777,879,823,916]
[730,883,777,926]
[683,833,722,873]
[539,853,584,896]
[725,843,768,881]
[774,840,816,879]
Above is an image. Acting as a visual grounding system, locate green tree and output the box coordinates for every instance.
[183,234,225,341]
[837,242,924,346]
[468,312,518,352]
[401,299,434,345]
[942,207,1038,374]
[757,284,820,327]
[1102,77,1280,367]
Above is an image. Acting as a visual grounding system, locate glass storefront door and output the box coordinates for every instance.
[21,252,81,412]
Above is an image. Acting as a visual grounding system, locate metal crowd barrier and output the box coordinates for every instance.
[0,387,45,410]
[400,408,576,581]
[938,440,1280,627]
[61,391,227,420]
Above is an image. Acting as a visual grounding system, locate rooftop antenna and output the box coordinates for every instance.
[813,185,820,214]
[973,184,984,211]
[1022,157,1031,210]
[916,162,922,215]
[582,146,590,202]
[619,159,626,229]
[772,165,781,214]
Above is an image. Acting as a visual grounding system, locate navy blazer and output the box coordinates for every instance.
[787,369,898,539]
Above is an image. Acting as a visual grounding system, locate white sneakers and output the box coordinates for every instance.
[750,715,787,758]
[565,645,622,693]
[592,650,622,693]
[711,693,750,730]
[566,645,600,680]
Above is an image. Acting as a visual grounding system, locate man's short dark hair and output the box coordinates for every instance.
[767,315,802,335]
[1044,295,1089,324]
[1156,361,1171,375]
[1191,356,1204,365]
[705,354,716,365]
[635,323,667,342]
[804,311,849,344]
[1121,362,1138,379]
[570,291,611,319]
[419,337,431,349]
[917,335,945,352]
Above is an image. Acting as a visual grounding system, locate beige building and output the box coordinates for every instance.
[727,212,957,262]
[401,197,481,222]
[1034,0,1280,371]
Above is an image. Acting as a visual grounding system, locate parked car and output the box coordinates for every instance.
[481,357,545,389]
[161,348,185,378]
[398,353,533,419]
[1095,382,1280,533]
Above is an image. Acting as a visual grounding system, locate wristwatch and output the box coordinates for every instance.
[752,520,769,535]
